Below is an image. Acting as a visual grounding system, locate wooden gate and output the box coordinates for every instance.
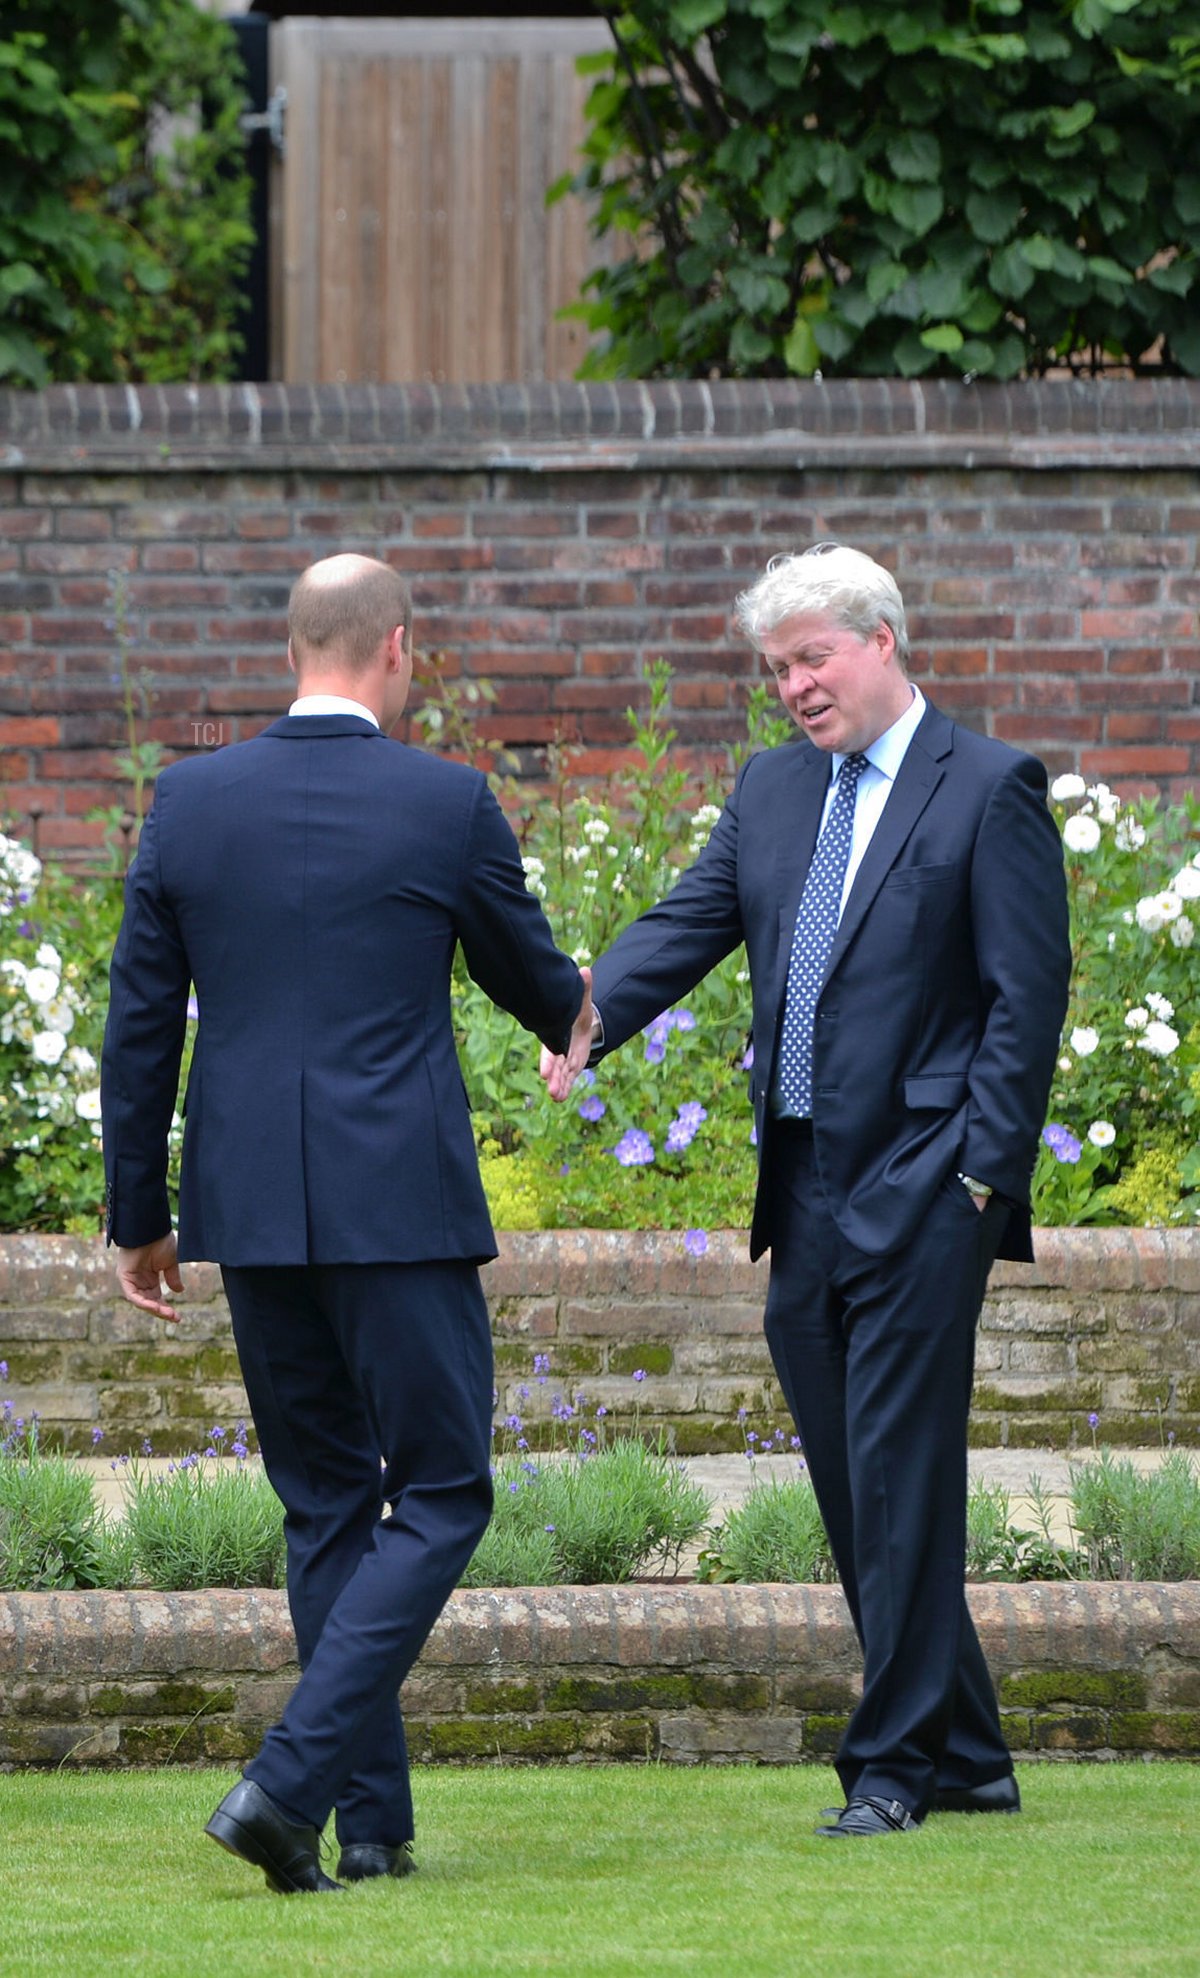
[269,17,615,384]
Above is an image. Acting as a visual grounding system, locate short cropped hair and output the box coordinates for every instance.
[734,544,909,669]
[288,554,412,675]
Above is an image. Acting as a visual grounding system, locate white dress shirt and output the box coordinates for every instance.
[288,694,379,728]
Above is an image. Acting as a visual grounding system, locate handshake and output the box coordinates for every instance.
[540,965,596,1104]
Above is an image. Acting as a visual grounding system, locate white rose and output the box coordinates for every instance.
[1146,992,1175,1021]
[35,942,61,970]
[1070,1026,1099,1056]
[1,958,28,987]
[582,817,611,844]
[1125,1007,1149,1030]
[67,1046,97,1076]
[1171,866,1200,900]
[43,998,75,1036]
[1087,784,1120,825]
[24,967,59,1006]
[1058,1056,1073,1072]
[75,1089,102,1122]
[1088,1121,1116,1148]
[1062,815,1101,854]
[1051,773,1086,802]
[1170,915,1194,949]
[1115,818,1147,851]
[32,1030,66,1065]
[1137,1021,1179,1058]
[1135,897,1167,933]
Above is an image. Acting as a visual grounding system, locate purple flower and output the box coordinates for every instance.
[0,1362,7,1381]
[544,1524,556,1534]
[1042,1122,1082,1164]
[750,1123,758,1147]
[1088,1411,1100,1430]
[644,1036,666,1065]
[576,1068,595,1087]
[186,990,199,1021]
[633,1368,647,1383]
[91,1426,104,1446]
[677,1101,707,1128]
[17,920,33,939]
[533,1353,550,1378]
[504,1413,523,1433]
[684,1228,708,1258]
[665,1119,696,1153]
[578,1094,606,1122]
[210,1425,226,1442]
[595,1406,607,1419]
[613,1128,655,1167]
[737,1406,747,1424]
[141,1438,154,1457]
[742,1042,755,1070]
[232,1439,248,1459]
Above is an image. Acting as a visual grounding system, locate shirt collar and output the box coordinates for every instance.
[288,693,379,729]
[831,684,926,784]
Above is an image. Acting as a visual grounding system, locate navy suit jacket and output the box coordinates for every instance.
[102,715,583,1266]
[590,702,1071,1264]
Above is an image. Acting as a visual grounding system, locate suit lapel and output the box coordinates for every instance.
[825,704,953,977]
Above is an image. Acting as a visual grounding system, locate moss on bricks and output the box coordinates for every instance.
[1005,1415,1074,1449]
[90,1681,234,1719]
[967,1418,1005,1448]
[777,1677,860,1713]
[802,1715,851,1753]
[119,1723,207,1763]
[609,1345,673,1377]
[1109,1712,1200,1752]
[464,1681,540,1716]
[545,1674,694,1714]
[1000,1671,1147,1711]
[202,1724,259,1761]
[666,1420,748,1455]
[427,1718,582,1761]
[1031,1712,1111,1751]
[998,1714,1032,1749]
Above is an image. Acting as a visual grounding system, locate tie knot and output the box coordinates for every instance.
[840,752,869,786]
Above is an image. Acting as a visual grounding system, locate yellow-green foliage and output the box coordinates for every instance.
[1102,1145,1187,1227]
[478,1149,549,1231]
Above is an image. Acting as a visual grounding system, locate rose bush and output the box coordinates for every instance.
[2,683,1196,1232]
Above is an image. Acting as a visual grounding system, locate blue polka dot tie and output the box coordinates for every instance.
[777,752,869,1118]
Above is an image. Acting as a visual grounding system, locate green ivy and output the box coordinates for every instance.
[0,0,253,386]
[556,0,1200,379]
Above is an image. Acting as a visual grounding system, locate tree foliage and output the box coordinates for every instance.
[0,0,253,386]
[556,0,1200,379]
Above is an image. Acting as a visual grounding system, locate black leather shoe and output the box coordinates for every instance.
[205,1778,345,1894]
[337,1842,416,1883]
[816,1795,921,1838]
[934,1773,1021,1815]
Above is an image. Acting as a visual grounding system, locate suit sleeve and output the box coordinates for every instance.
[100,791,191,1247]
[588,759,750,1057]
[960,754,1071,1199]
[455,781,584,1056]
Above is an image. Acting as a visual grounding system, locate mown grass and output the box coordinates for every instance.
[3,1764,1198,1977]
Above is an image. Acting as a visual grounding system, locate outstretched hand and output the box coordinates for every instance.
[116,1231,184,1323]
[540,965,594,1102]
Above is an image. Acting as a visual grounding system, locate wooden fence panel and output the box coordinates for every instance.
[270,18,615,384]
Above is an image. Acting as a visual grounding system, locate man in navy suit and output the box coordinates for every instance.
[544,543,1070,1836]
[103,552,591,1893]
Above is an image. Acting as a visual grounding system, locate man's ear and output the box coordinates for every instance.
[286,638,297,677]
[388,624,409,669]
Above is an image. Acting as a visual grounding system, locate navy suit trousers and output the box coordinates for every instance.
[763,1124,1012,1815]
[221,1260,494,1840]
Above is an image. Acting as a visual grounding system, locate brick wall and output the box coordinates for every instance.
[2,380,1199,857]
[2,1230,1197,1455]
[2,1582,1197,1769]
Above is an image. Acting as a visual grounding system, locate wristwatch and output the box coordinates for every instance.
[957,1172,993,1199]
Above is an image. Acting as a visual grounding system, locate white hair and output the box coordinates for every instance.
[734,544,910,669]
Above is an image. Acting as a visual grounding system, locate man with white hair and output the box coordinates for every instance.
[543,542,1070,1837]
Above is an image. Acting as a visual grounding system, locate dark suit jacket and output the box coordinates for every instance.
[102,714,583,1267]
[590,701,1071,1264]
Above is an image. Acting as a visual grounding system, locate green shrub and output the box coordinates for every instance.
[699,1474,838,1585]
[965,1475,1078,1582]
[0,1419,121,1590]
[1069,1447,1200,1580]
[118,1452,286,1592]
[0,0,252,386]
[557,0,1200,380]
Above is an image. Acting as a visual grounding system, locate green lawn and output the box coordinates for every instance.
[3,1765,1197,1977]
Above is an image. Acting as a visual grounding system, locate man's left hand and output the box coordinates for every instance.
[116,1232,184,1322]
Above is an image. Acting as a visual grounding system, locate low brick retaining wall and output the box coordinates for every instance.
[2,1230,1199,1453]
[1,1583,1196,1771]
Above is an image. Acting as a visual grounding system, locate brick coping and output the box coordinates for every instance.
[2,1226,1198,1300]
[4,379,1200,473]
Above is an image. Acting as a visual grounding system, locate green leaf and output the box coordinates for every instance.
[919,322,965,353]
[668,0,727,35]
[990,241,1035,299]
[1022,233,1057,272]
[885,130,941,183]
[811,311,856,362]
[965,186,1022,244]
[0,260,44,301]
[1087,255,1133,286]
[960,288,1005,333]
[866,258,909,304]
[889,183,944,238]
[893,328,939,376]
[1176,178,1200,225]
[728,318,775,367]
[728,266,791,317]
[782,314,820,376]
[1147,258,1195,298]
[918,265,969,317]
[789,200,840,240]
[675,245,716,289]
